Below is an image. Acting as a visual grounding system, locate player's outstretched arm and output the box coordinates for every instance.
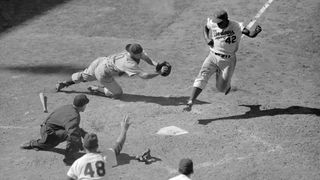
[141,52,159,66]
[242,25,262,38]
[112,115,131,156]
[137,71,160,79]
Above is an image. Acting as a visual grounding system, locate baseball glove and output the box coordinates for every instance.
[156,61,172,77]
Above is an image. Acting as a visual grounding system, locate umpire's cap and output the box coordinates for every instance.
[125,43,143,55]
[178,158,194,175]
[211,9,228,23]
[83,133,99,150]
[73,94,89,107]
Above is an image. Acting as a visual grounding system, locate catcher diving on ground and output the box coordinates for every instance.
[56,43,172,98]
[183,9,262,112]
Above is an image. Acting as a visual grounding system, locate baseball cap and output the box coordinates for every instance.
[211,9,228,23]
[125,43,143,54]
[178,158,194,175]
[73,94,89,107]
[83,133,99,150]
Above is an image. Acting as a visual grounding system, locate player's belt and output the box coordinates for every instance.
[214,53,231,58]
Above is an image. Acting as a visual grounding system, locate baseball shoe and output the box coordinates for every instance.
[183,100,193,112]
[20,142,33,150]
[225,87,231,95]
[56,82,67,92]
[20,141,39,151]
[87,85,100,94]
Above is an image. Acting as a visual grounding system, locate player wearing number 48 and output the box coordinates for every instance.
[183,9,262,112]
[67,115,131,180]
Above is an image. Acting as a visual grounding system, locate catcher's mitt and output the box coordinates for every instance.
[156,61,172,77]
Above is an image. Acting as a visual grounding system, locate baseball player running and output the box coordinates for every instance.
[67,115,131,180]
[56,43,171,98]
[183,9,262,112]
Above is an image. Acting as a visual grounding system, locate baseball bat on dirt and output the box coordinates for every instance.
[39,92,48,113]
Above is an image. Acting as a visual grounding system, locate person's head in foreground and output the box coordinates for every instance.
[179,158,194,177]
[83,133,99,152]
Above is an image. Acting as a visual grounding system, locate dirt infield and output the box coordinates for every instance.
[0,0,319,179]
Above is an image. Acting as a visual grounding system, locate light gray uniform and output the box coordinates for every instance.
[193,19,244,92]
[72,51,145,96]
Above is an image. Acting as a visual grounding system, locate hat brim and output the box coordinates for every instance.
[211,17,224,23]
[125,44,131,53]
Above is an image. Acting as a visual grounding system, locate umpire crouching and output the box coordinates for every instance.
[21,94,90,165]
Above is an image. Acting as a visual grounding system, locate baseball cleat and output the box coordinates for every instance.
[20,141,40,151]
[20,142,33,149]
[87,85,99,94]
[55,82,67,92]
[183,100,193,112]
[183,104,192,112]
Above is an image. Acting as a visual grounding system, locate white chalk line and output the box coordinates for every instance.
[163,165,178,174]
[195,156,234,170]
[249,133,283,152]
[192,135,282,172]
[192,149,279,172]
[164,128,283,174]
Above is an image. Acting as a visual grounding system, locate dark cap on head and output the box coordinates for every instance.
[83,133,98,150]
[211,9,228,23]
[125,43,143,54]
[73,94,89,107]
[178,158,194,175]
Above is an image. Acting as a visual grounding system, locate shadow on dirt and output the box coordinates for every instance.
[116,153,161,166]
[198,104,320,125]
[120,94,209,106]
[0,64,84,74]
[41,147,66,155]
[60,90,106,97]
[41,147,85,158]
[0,0,71,36]
[116,153,138,166]
[60,90,210,106]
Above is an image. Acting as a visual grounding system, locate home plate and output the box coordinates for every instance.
[156,126,188,136]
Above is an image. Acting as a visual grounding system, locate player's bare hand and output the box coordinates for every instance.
[254,25,262,34]
[121,115,131,130]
